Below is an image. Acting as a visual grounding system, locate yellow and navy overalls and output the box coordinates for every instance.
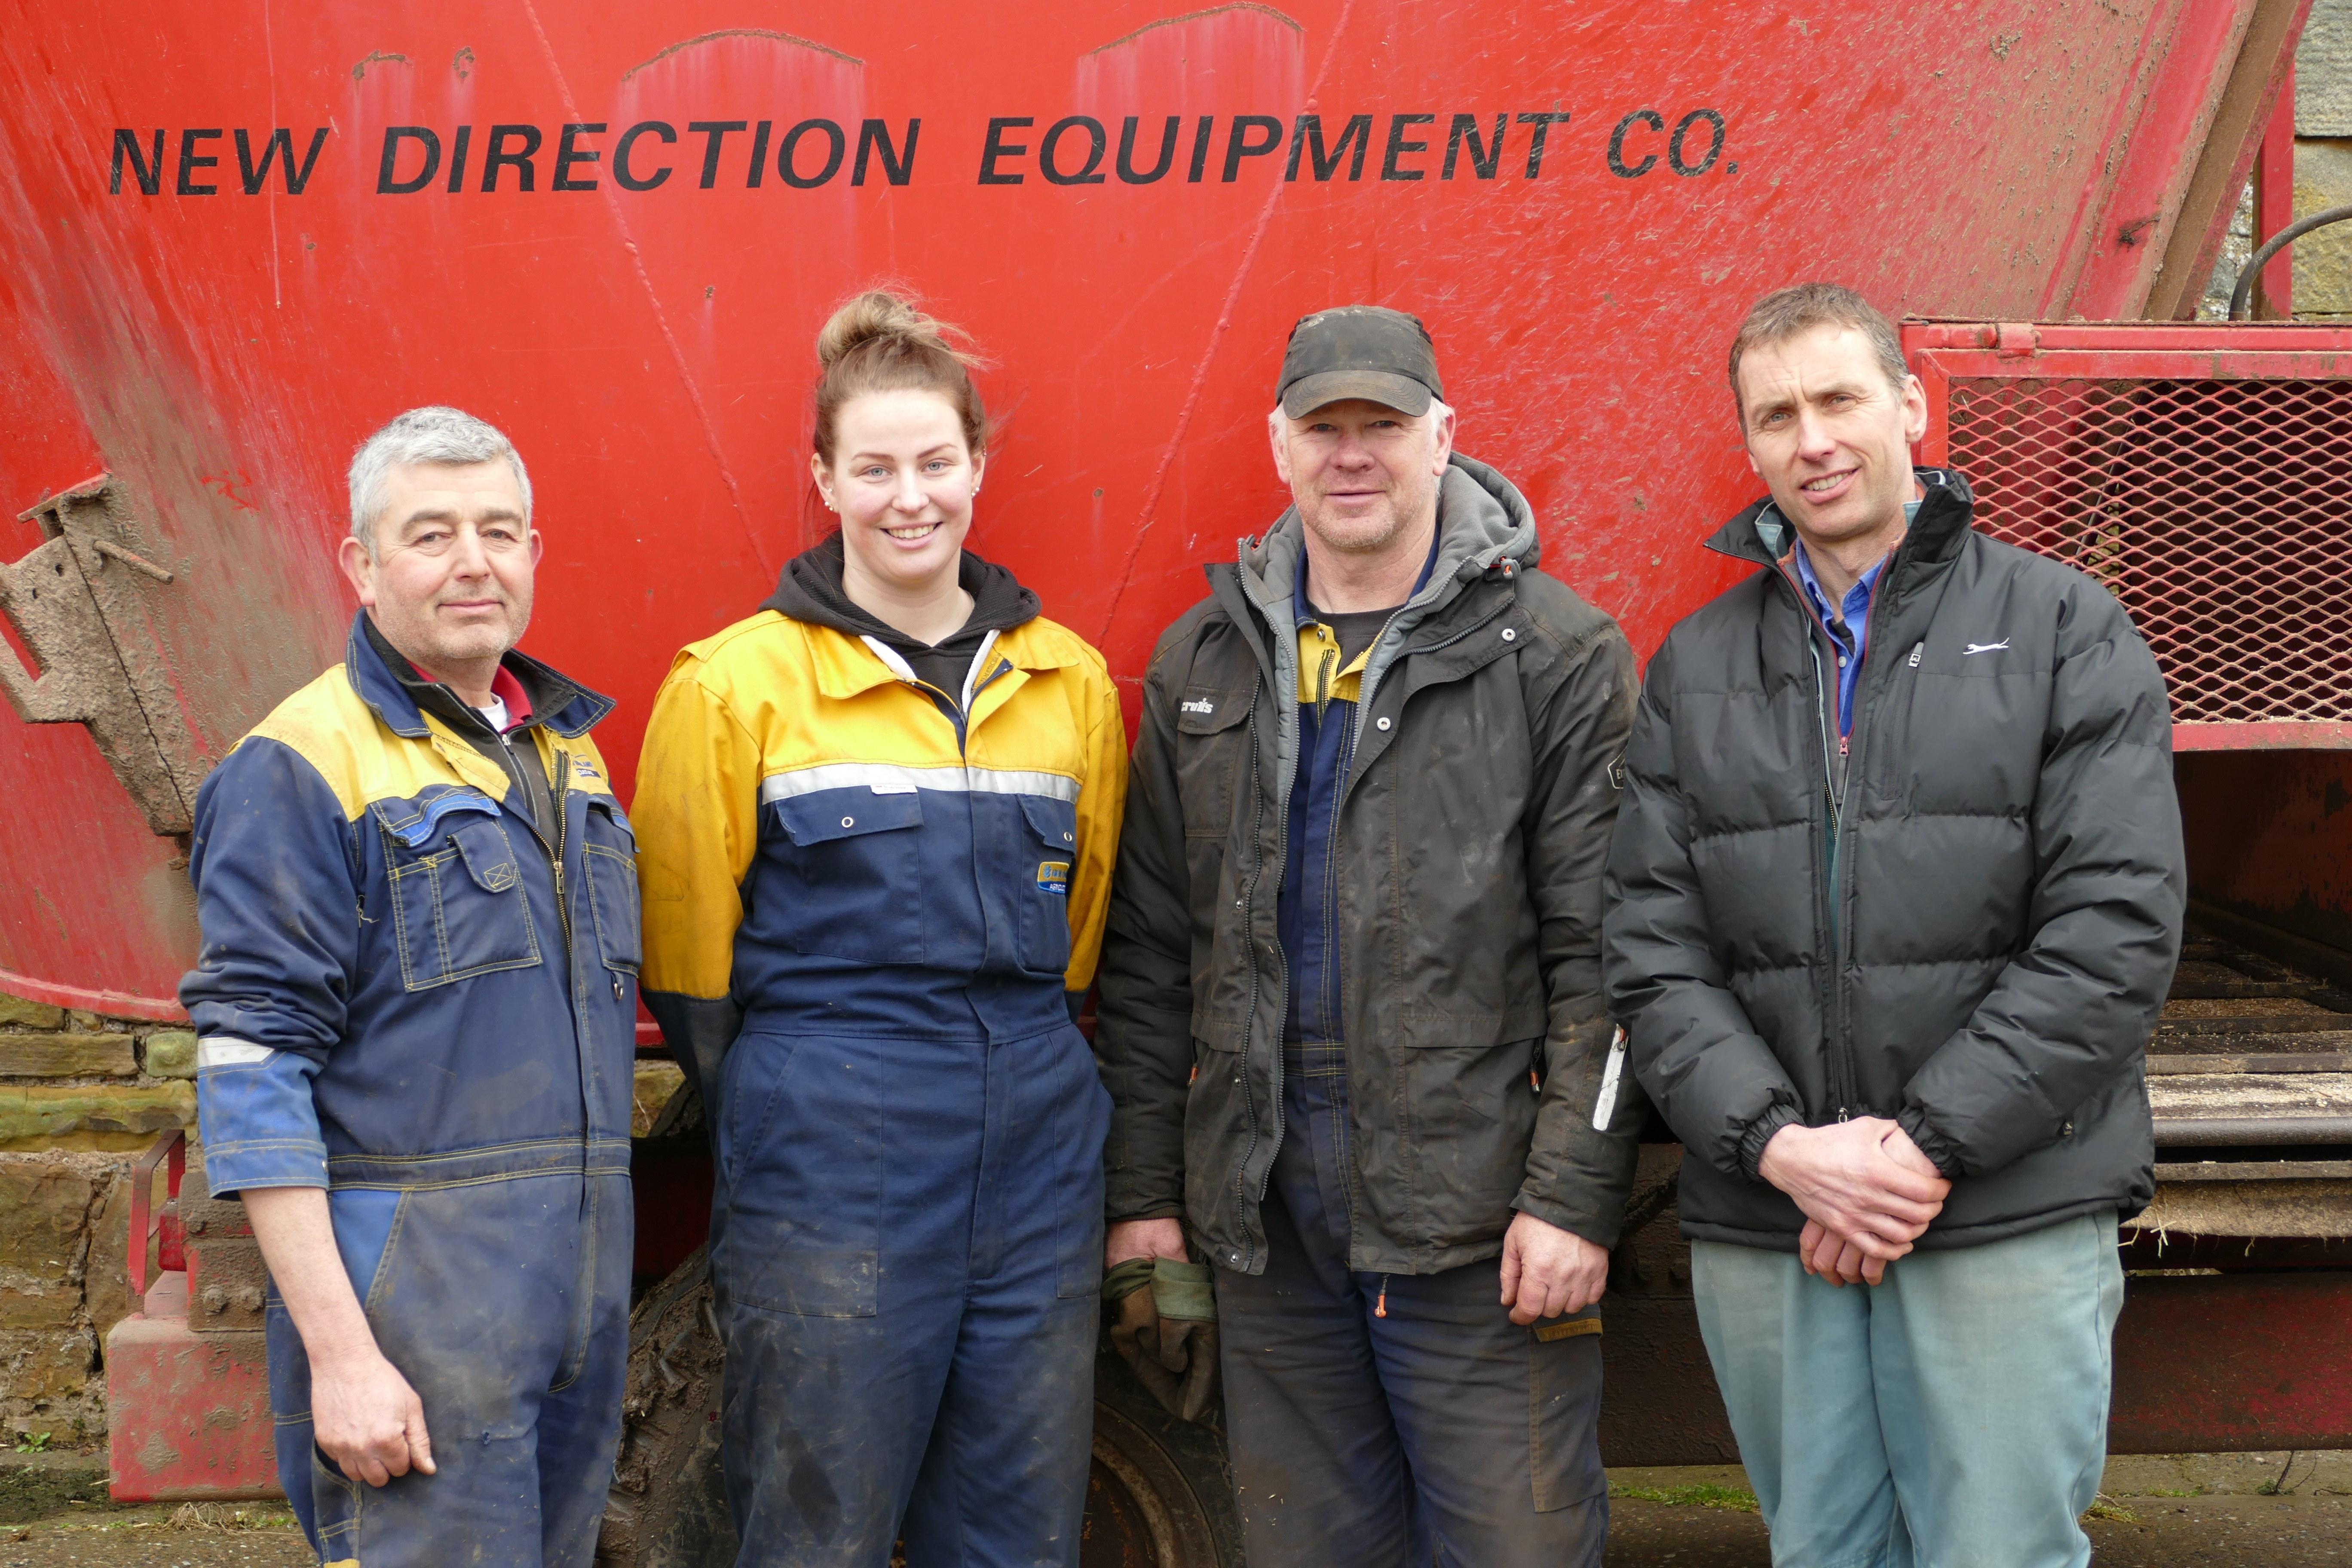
[633,604,1126,1565]
[183,614,639,1568]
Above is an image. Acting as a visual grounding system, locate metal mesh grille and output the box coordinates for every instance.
[1947,377,2352,725]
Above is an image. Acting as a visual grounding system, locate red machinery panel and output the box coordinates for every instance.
[1908,320,2352,751]
[0,2,2298,1010]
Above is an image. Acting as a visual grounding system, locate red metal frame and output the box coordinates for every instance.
[1908,319,2352,750]
[2254,60,2298,318]
[125,1126,185,1300]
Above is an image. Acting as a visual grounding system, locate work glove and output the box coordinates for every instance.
[1103,1256,1221,1423]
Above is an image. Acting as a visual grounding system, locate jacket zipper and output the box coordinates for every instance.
[1227,688,1280,1269]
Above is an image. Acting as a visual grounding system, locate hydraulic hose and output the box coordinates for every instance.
[2228,203,2352,320]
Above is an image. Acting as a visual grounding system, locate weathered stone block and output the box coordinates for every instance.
[0,1084,195,1151]
[0,1162,96,1268]
[141,1030,198,1080]
[0,1326,98,1403]
[0,994,64,1030]
[2302,0,2352,137]
[0,1033,136,1078]
[86,1169,139,1340]
[2295,139,2352,318]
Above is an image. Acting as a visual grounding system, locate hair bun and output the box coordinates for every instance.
[817,287,969,370]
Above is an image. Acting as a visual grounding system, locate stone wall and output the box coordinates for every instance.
[0,993,198,1446]
[2297,0,2352,318]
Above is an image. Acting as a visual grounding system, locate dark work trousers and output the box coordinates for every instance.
[712,1021,1108,1567]
[266,1168,632,1568]
[1216,1041,1610,1568]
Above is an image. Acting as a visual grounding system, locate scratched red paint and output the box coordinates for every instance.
[0,1,2271,1007]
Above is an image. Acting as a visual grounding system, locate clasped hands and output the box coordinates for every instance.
[1757,1117,1951,1287]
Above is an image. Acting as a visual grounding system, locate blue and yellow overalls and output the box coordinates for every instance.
[632,606,1126,1566]
[184,614,638,1568]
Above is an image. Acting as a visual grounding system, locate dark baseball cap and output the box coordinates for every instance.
[1277,306,1445,418]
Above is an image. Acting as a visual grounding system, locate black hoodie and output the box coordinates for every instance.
[760,533,1039,705]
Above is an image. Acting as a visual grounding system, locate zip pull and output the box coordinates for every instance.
[1839,735,1850,757]
[1375,1276,1390,1318]
[1836,1106,1851,1123]
[1907,643,1923,669]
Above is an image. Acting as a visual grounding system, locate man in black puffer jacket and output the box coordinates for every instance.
[1603,285,2184,1568]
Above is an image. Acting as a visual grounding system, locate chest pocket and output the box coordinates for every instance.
[581,798,641,976]
[1015,793,1078,975]
[766,790,927,963]
[1174,687,1254,836]
[373,796,544,991]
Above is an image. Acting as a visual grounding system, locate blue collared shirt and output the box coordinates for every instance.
[1789,499,1920,737]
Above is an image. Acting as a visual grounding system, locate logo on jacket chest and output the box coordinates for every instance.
[1179,698,1216,716]
[1037,861,1071,895]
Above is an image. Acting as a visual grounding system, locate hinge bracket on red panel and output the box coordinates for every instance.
[0,475,205,836]
[1996,323,2041,358]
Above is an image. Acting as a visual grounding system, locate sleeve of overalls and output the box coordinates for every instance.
[1603,631,1808,1181]
[1093,630,1196,1223]
[632,655,761,1105]
[178,738,361,1197]
[1515,619,1647,1248]
[1062,655,1130,1004]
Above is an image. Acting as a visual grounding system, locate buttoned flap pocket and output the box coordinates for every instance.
[1016,793,1080,973]
[1173,686,1254,836]
[774,790,925,845]
[762,788,927,963]
[581,799,641,974]
[373,798,542,992]
[450,820,521,892]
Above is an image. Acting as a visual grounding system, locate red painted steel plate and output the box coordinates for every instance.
[0,2,2255,1008]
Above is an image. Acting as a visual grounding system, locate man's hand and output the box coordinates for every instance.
[1499,1212,1610,1326]
[243,1187,435,1488]
[1106,1217,1188,1270]
[1760,1119,1951,1283]
[310,1348,436,1487]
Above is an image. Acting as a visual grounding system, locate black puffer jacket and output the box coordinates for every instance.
[1097,456,1642,1276]
[1602,470,2186,1250]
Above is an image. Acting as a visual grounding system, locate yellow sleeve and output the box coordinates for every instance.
[632,656,762,1002]
[1063,661,1130,995]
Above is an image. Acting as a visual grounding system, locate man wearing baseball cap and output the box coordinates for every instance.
[1093,306,1643,1564]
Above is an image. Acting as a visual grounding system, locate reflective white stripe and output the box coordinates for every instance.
[1591,1027,1628,1131]
[760,764,1078,804]
[199,1038,278,1068]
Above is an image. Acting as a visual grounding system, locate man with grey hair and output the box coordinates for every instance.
[1097,306,1641,1565]
[181,407,639,1566]
[1605,284,2184,1566]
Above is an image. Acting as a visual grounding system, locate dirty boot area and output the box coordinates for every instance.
[1603,1451,2352,1566]
[0,1452,306,1568]
[7,1449,2352,1565]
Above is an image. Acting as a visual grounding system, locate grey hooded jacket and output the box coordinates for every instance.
[1602,470,2186,1250]
[1095,455,1642,1276]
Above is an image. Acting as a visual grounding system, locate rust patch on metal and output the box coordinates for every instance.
[0,475,207,835]
[350,49,409,81]
[1089,3,1305,54]
[621,28,861,81]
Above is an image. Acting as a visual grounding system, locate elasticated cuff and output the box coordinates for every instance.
[1152,1259,1216,1321]
[1737,1103,1804,1180]
[1896,1104,1965,1179]
[1102,1256,1156,1304]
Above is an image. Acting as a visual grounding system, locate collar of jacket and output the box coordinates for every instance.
[1703,467,1976,582]
[793,612,1086,701]
[344,611,613,741]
